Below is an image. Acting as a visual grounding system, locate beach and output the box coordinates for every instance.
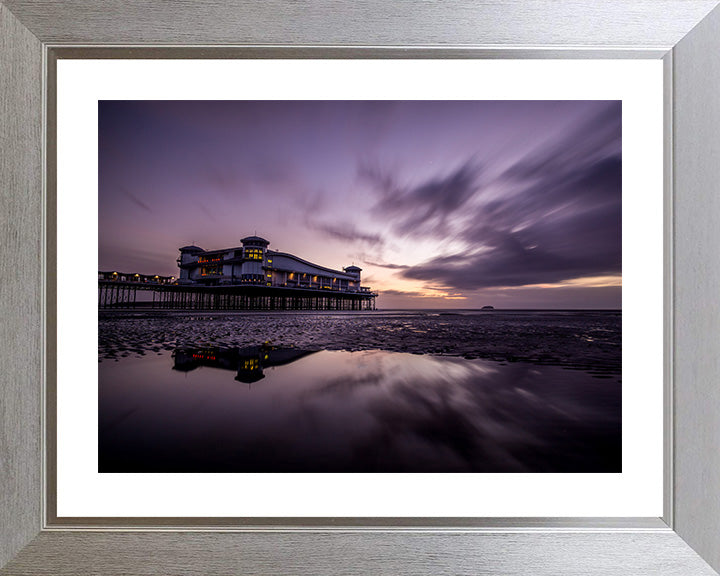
[98,309,621,473]
[99,309,621,375]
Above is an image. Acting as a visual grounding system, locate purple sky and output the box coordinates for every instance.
[99,100,621,309]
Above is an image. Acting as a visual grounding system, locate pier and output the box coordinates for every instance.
[99,236,378,311]
[98,273,376,311]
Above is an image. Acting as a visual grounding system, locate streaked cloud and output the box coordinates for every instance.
[99,100,622,308]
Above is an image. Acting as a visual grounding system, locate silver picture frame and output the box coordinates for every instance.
[2,1,719,574]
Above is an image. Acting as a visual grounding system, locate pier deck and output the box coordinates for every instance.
[98,281,376,311]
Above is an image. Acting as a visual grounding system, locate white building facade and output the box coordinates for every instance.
[177,236,371,294]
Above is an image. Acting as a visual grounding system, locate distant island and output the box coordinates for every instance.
[480,305,495,311]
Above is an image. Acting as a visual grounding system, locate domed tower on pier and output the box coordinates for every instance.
[240,235,270,284]
[343,265,362,291]
[343,265,362,280]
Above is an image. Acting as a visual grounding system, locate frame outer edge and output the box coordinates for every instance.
[1,0,719,47]
[0,2,44,570]
[1,1,719,575]
[2,531,720,576]
[34,47,716,576]
[672,4,720,574]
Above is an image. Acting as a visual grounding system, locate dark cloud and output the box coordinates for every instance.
[377,289,427,297]
[402,239,616,290]
[397,102,622,291]
[195,202,216,223]
[362,159,483,237]
[308,220,384,247]
[292,190,325,215]
[362,260,410,270]
[121,189,152,213]
[503,101,621,183]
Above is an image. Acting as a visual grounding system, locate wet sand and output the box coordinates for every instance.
[99,309,621,377]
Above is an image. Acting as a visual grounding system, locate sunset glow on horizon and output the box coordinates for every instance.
[99,100,622,309]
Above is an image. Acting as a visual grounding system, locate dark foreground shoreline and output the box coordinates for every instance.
[99,309,621,377]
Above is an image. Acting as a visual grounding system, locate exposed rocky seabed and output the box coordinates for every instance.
[98,310,621,378]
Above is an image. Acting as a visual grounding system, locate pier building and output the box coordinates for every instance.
[177,235,370,294]
[98,236,376,311]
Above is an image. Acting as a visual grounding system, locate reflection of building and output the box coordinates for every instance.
[173,343,316,383]
[177,235,372,295]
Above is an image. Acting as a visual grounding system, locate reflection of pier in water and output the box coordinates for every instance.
[173,343,317,383]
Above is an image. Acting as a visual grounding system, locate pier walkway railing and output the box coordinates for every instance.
[98,280,376,311]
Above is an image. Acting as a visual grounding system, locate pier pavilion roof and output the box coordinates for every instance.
[241,235,270,246]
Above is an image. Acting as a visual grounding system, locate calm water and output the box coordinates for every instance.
[99,321,621,473]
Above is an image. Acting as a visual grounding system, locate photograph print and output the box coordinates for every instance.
[98,100,621,473]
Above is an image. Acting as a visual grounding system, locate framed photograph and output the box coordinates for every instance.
[2,2,720,575]
[61,61,658,520]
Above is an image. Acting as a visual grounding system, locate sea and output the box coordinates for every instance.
[98,309,621,473]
